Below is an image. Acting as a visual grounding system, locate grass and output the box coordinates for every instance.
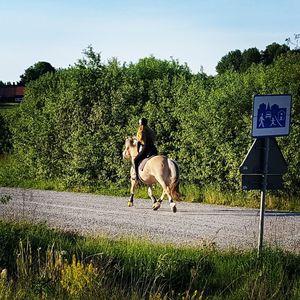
[0,102,19,114]
[180,183,300,211]
[0,103,19,106]
[0,220,299,299]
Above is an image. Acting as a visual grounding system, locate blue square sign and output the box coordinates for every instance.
[252,94,292,137]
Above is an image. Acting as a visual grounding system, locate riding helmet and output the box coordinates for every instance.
[139,117,148,126]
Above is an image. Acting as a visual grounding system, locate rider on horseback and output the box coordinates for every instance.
[134,117,158,180]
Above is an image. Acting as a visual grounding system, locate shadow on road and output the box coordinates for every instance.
[150,208,300,218]
[265,210,300,217]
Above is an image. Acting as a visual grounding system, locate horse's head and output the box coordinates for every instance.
[123,136,138,160]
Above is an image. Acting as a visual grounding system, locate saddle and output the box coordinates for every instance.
[138,155,156,172]
[131,155,156,181]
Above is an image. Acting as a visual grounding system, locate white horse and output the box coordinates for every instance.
[123,136,180,213]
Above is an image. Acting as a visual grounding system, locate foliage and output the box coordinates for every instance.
[3,47,300,198]
[216,49,243,74]
[0,114,12,154]
[0,220,299,299]
[60,255,99,297]
[20,61,56,85]
[261,42,290,65]
[216,42,291,74]
[240,47,261,72]
[10,49,193,189]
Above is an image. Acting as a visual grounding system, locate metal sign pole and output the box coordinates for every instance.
[258,137,270,256]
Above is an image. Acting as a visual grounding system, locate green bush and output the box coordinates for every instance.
[0,113,12,154]
[7,49,300,196]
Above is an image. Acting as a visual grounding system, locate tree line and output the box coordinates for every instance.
[1,45,300,195]
[216,42,299,74]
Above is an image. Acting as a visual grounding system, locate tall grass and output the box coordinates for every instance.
[181,183,300,211]
[0,220,299,299]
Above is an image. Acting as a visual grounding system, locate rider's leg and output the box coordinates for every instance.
[134,152,145,180]
[147,146,158,157]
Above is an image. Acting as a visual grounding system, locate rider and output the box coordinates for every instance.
[134,117,158,180]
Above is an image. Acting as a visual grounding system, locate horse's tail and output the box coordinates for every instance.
[167,159,181,200]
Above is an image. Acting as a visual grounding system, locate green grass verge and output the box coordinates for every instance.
[0,220,299,299]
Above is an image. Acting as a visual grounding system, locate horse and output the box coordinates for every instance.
[122,136,180,213]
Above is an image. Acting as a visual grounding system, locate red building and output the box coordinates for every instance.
[0,84,25,103]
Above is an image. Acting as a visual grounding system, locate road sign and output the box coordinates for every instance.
[239,137,288,175]
[252,94,292,137]
[241,174,284,190]
[244,94,292,256]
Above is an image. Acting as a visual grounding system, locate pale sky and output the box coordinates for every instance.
[1,0,299,82]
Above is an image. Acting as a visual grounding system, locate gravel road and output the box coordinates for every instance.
[0,187,299,252]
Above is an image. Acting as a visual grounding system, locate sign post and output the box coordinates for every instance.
[258,137,269,254]
[240,94,291,256]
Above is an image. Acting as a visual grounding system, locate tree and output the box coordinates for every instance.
[216,43,292,74]
[261,43,290,65]
[20,61,55,85]
[216,50,242,74]
[240,47,261,72]
[75,45,103,69]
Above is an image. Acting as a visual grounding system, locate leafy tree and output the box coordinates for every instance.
[75,45,103,69]
[20,61,55,85]
[240,47,261,72]
[129,55,191,81]
[261,42,290,65]
[216,43,292,74]
[216,50,242,74]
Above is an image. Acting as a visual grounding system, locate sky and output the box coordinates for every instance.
[1,0,299,83]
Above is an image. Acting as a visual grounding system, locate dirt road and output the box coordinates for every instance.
[0,187,299,252]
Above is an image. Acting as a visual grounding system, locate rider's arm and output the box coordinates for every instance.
[137,129,148,155]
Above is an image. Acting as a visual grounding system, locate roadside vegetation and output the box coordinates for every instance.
[0,220,299,299]
[1,43,300,299]
[1,44,300,211]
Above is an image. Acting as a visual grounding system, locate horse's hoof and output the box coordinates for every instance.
[170,203,177,213]
[152,202,161,210]
[128,201,133,207]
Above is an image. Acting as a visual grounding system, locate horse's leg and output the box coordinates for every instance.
[147,185,157,203]
[128,178,137,207]
[148,185,161,210]
[157,178,177,213]
[158,190,166,203]
[166,191,176,213]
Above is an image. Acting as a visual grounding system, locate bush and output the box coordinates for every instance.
[0,114,12,154]
[8,49,300,195]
